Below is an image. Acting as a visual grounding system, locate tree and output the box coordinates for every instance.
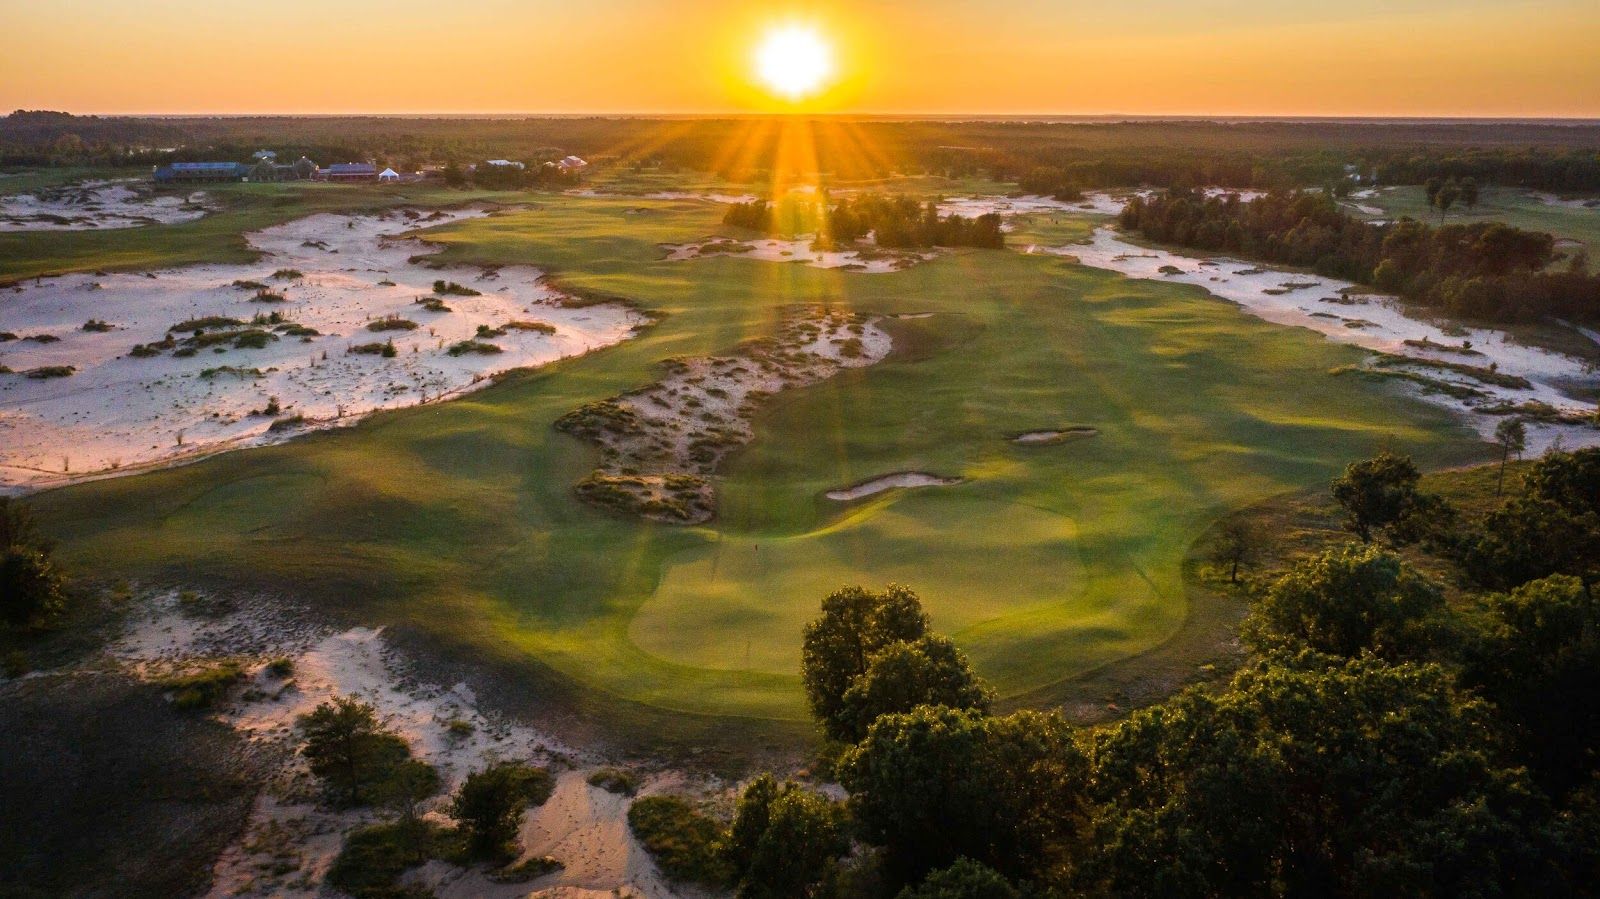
[801,585,929,738]
[373,758,441,823]
[1495,418,1527,495]
[1243,544,1451,661]
[451,762,553,859]
[298,697,411,807]
[729,779,850,899]
[1463,575,1600,796]
[900,858,1019,899]
[838,707,1083,885]
[1078,654,1565,898]
[0,546,67,628]
[1330,451,1422,543]
[1209,517,1256,583]
[836,636,993,742]
[0,496,48,552]
[1462,495,1600,592]
[1434,180,1460,221]
[1460,176,1481,211]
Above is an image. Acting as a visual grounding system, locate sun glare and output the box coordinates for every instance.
[754,25,834,102]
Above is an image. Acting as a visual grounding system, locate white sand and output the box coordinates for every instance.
[1011,427,1098,445]
[937,188,1266,221]
[1528,191,1600,210]
[0,208,644,491]
[101,590,707,898]
[662,236,936,273]
[567,188,759,205]
[1039,227,1600,453]
[0,179,213,230]
[825,472,961,501]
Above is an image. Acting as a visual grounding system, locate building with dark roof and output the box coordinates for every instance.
[152,162,250,183]
[318,163,378,182]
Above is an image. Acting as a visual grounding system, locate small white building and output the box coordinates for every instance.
[557,155,588,174]
[378,168,401,182]
[484,159,525,170]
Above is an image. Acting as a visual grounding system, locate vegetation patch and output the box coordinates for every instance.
[626,796,732,886]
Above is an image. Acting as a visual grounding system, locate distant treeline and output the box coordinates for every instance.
[1120,189,1600,323]
[5,110,1600,192]
[723,193,1005,249]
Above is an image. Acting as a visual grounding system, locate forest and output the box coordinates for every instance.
[5,111,1600,192]
[1119,188,1600,323]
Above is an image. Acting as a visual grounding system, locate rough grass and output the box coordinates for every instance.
[27,192,1488,745]
[626,795,731,886]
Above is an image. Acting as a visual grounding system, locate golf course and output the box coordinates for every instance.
[17,187,1488,725]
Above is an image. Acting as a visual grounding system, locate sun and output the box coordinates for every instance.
[754,24,834,101]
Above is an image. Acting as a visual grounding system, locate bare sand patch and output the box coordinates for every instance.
[0,179,213,230]
[558,306,892,523]
[1011,427,1099,445]
[662,236,936,273]
[825,472,962,501]
[0,208,645,492]
[99,590,711,898]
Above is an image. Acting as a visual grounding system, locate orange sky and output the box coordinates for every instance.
[3,0,1597,116]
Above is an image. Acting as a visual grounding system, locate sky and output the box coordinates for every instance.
[2,0,1598,117]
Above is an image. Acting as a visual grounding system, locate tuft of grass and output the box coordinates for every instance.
[367,317,418,332]
[158,660,244,710]
[586,767,639,796]
[446,340,502,356]
[626,795,732,886]
[326,820,462,899]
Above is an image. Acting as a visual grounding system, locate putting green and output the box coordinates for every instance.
[26,190,1489,728]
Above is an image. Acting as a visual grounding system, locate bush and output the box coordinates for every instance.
[367,317,418,332]
[1,546,67,628]
[627,795,733,886]
[24,366,74,379]
[157,660,244,710]
[586,767,639,795]
[446,340,502,356]
[326,819,459,899]
[451,762,554,859]
[432,280,480,296]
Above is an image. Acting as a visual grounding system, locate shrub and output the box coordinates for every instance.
[24,366,74,379]
[299,696,412,806]
[250,289,287,303]
[586,767,639,795]
[503,320,557,335]
[627,795,733,885]
[432,280,481,297]
[326,819,460,899]
[1,546,68,628]
[446,340,502,356]
[367,317,418,332]
[271,269,304,280]
[451,762,554,859]
[81,318,112,332]
[158,660,244,710]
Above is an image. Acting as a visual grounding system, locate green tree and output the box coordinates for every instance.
[899,858,1019,899]
[1464,575,1600,795]
[1462,495,1600,592]
[298,697,411,807]
[1330,451,1422,543]
[1460,176,1481,211]
[734,782,850,899]
[1243,544,1451,661]
[1079,654,1564,898]
[836,636,993,742]
[1209,517,1256,583]
[838,707,1083,885]
[374,758,442,823]
[1495,418,1527,495]
[451,762,553,859]
[0,496,48,552]
[802,585,929,739]
[0,546,67,629]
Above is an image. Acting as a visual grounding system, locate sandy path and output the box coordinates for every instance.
[0,207,645,491]
[825,472,961,501]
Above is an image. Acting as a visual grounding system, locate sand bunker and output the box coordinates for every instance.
[1011,427,1099,445]
[1528,191,1600,210]
[0,179,213,230]
[662,236,936,273]
[1044,227,1600,453]
[559,307,892,523]
[825,472,962,501]
[938,188,1266,221]
[0,208,645,491]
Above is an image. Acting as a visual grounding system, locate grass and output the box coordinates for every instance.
[1352,185,1600,273]
[626,795,731,886]
[24,190,1488,746]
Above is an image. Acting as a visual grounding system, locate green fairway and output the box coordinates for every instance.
[25,190,1488,731]
[1353,185,1600,272]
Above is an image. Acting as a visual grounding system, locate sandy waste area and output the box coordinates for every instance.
[0,178,214,230]
[0,208,644,491]
[99,590,717,898]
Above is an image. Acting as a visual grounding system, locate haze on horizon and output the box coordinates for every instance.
[3,0,1598,118]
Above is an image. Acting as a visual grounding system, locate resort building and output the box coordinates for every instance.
[319,162,379,182]
[558,155,588,173]
[152,161,251,183]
